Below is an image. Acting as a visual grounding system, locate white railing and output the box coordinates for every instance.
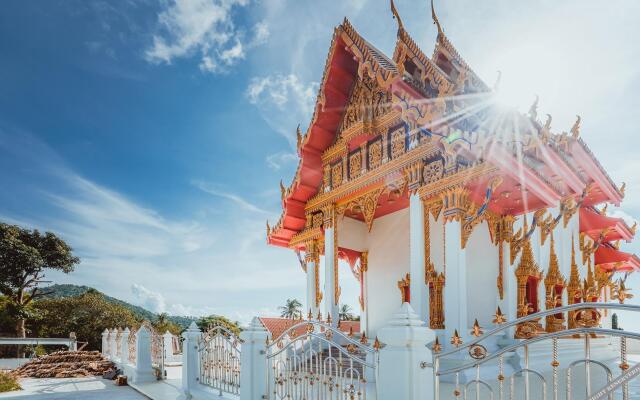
[265,319,378,400]
[432,302,640,400]
[198,325,242,396]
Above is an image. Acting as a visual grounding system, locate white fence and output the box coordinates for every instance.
[105,303,640,400]
[102,323,181,383]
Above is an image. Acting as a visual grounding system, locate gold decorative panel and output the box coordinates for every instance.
[368,139,382,169]
[423,159,444,184]
[331,163,343,189]
[390,128,406,159]
[349,151,362,180]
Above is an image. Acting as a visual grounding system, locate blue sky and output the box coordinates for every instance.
[1,0,640,325]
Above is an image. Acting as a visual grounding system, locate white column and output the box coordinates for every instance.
[444,220,468,339]
[181,322,201,397]
[377,303,436,400]
[109,329,118,360]
[324,225,338,325]
[306,242,319,317]
[134,325,155,383]
[240,317,270,400]
[409,193,427,321]
[101,329,109,357]
[163,331,174,364]
[69,332,77,351]
[121,328,130,365]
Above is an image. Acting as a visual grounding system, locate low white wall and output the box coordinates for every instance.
[0,358,31,370]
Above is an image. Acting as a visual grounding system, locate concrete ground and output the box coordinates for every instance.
[0,377,149,400]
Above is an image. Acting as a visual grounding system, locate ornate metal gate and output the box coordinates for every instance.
[198,325,242,396]
[266,320,378,400]
[431,303,640,400]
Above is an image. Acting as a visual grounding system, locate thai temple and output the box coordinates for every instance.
[265,0,639,350]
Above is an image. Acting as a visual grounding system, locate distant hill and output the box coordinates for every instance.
[41,284,196,329]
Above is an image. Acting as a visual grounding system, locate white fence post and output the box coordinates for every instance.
[163,331,173,363]
[109,329,118,360]
[181,322,201,398]
[133,324,155,382]
[121,328,130,365]
[377,303,435,400]
[102,329,109,356]
[240,317,269,400]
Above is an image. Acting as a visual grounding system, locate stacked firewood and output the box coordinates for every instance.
[12,351,115,378]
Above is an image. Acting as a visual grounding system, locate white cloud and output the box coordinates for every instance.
[266,151,297,170]
[246,74,318,143]
[131,283,167,314]
[145,0,264,73]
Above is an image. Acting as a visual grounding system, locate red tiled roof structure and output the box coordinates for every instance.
[259,317,360,341]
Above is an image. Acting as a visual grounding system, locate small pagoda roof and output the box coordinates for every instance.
[580,207,635,242]
[595,245,640,272]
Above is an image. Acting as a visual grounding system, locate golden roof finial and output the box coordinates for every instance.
[266,220,271,235]
[570,115,581,139]
[631,222,637,235]
[620,182,626,197]
[279,180,286,200]
[390,0,404,31]
[600,203,608,215]
[373,336,382,351]
[528,95,539,121]
[431,0,444,36]
[296,124,302,149]
[307,309,313,320]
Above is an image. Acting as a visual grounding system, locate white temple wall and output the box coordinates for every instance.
[465,222,498,328]
[338,216,368,251]
[365,208,410,337]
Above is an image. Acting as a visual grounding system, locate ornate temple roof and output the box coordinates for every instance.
[266,2,630,256]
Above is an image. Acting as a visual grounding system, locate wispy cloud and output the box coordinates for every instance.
[145,0,267,74]
[266,151,297,170]
[192,179,270,214]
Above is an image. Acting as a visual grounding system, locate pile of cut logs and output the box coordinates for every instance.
[12,351,115,378]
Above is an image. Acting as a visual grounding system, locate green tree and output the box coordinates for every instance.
[30,291,139,350]
[339,304,355,321]
[279,298,303,319]
[0,223,79,340]
[152,312,181,336]
[196,315,241,337]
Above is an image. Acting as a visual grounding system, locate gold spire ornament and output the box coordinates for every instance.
[493,307,506,324]
[450,330,463,347]
[360,331,369,345]
[266,220,271,236]
[432,337,442,353]
[373,337,382,351]
[620,182,626,197]
[316,310,322,321]
[280,180,286,200]
[307,309,313,320]
[390,0,404,31]
[472,319,483,337]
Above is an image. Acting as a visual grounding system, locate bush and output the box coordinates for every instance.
[0,372,21,393]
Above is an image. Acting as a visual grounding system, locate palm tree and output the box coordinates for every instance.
[279,299,303,319]
[339,304,355,321]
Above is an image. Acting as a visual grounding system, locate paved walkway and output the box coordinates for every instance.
[0,377,149,400]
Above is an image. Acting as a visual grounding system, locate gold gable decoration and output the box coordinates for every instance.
[340,75,392,135]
